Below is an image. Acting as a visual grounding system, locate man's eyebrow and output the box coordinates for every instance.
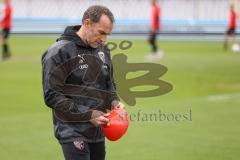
[99,30,111,35]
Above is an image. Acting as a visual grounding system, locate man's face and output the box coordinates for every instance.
[2,0,8,3]
[230,5,234,11]
[85,15,113,48]
[151,0,156,5]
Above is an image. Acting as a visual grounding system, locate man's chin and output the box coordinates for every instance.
[88,43,96,48]
[90,43,101,48]
[91,45,98,49]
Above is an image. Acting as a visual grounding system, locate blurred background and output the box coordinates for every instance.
[9,0,240,38]
[0,0,239,160]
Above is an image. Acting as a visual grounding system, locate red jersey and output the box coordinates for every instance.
[229,10,237,29]
[151,3,160,31]
[1,2,12,29]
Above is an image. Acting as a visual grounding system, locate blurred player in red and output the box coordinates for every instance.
[224,3,238,50]
[0,0,12,60]
[147,0,163,61]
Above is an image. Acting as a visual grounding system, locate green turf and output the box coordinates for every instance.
[0,36,240,160]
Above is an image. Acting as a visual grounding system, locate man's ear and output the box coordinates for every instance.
[83,19,91,28]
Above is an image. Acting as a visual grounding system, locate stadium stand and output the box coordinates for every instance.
[8,0,239,37]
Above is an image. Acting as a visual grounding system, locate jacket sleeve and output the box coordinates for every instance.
[109,61,120,103]
[105,49,120,107]
[41,47,92,122]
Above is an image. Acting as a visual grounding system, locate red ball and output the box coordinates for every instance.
[102,108,129,141]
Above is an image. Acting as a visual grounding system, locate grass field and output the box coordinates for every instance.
[0,36,240,160]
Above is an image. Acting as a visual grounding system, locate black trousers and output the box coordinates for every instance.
[61,140,105,160]
[227,27,236,35]
[148,31,158,53]
[1,28,11,59]
[1,28,10,39]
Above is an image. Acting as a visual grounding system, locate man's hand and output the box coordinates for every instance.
[111,100,125,109]
[89,110,109,126]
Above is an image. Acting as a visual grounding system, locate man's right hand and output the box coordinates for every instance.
[89,110,109,126]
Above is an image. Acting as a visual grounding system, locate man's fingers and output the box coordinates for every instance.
[104,113,110,116]
[90,116,109,126]
[114,102,125,109]
[97,116,109,123]
[91,110,105,119]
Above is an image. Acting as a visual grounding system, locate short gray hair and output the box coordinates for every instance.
[82,5,115,24]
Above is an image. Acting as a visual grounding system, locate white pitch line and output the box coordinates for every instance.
[206,93,240,102]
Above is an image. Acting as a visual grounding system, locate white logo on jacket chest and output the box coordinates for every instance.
[78,54,85,64]
[79,64,88,70]
[98,51,105,63]
[77,54,88,70]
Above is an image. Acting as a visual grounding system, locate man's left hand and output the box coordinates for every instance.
[111,100,125,109]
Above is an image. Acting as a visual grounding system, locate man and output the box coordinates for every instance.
[42,5,124,160]
[147,0,163,61]
[0,0,12,60]
[224,3,238,50]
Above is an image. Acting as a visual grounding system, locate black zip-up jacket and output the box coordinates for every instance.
[41,25,119,143]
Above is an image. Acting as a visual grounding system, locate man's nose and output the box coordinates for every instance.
[100,35,107,43]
